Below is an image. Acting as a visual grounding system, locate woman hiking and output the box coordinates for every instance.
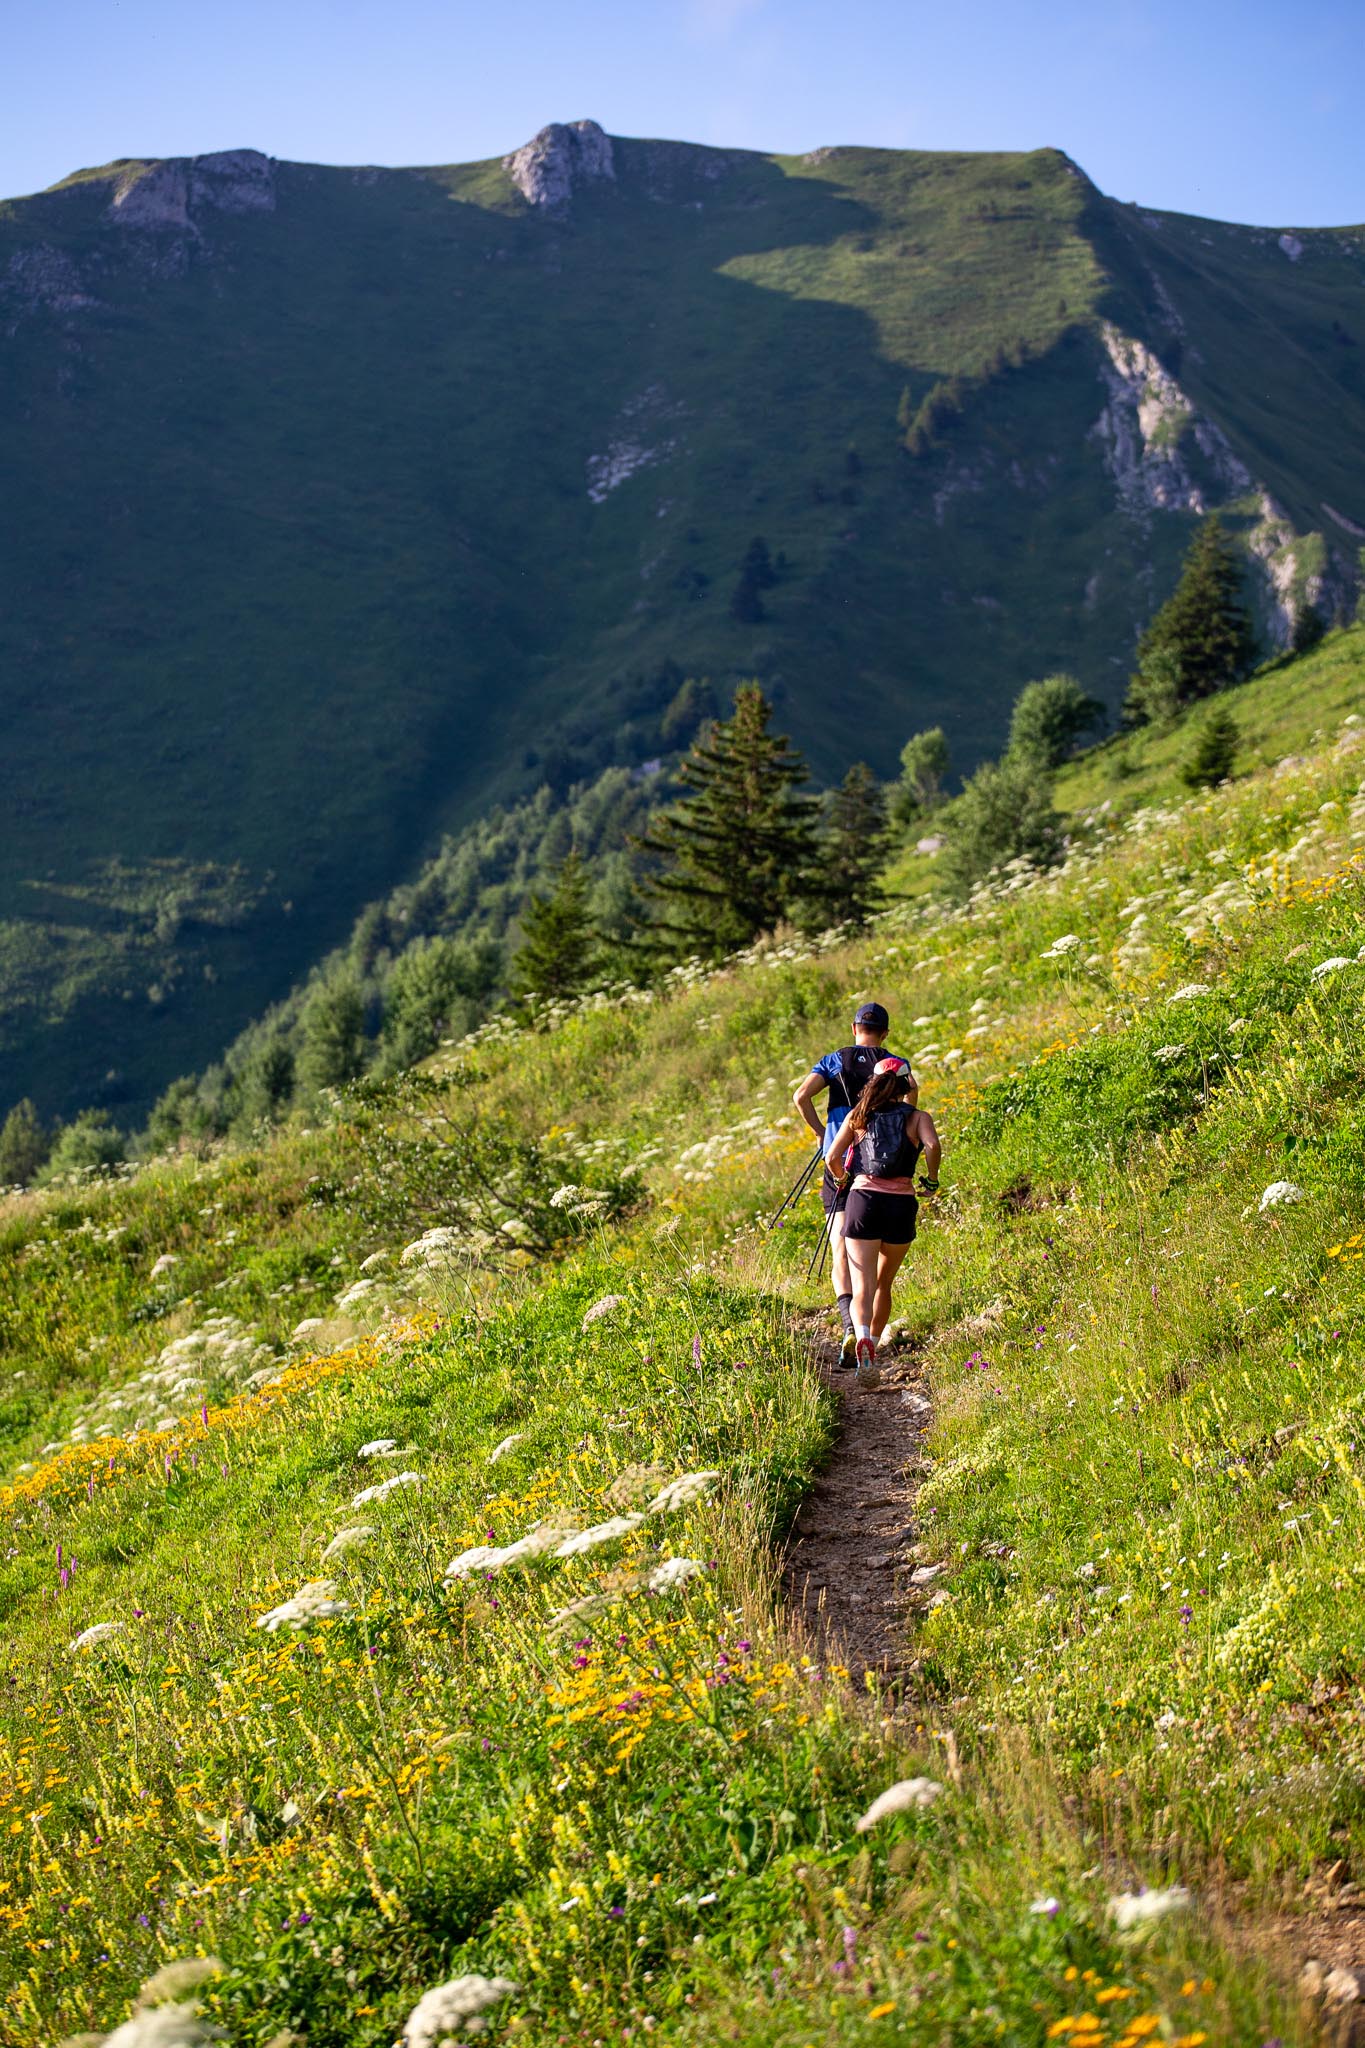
[835,1057,941,1387]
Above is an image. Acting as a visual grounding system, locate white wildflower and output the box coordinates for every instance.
[149,1254,180,1279]
[546,1592,619,1631]
[648,1557,705,1592]
[855,1779,946,1831]
[334,1279,379,1313]
[357,1438,398,1459]
[351,1470,422,1507]
[555,1513,645,1557]
[290,1317,325,1344]
[1040,934,1083,959]
[134,1958,225,2008]
[1107,1884,1192,1931]
[103,2002,226,2047]
[1311,956,1353,980]
[402,1974,518,2048]
[1029,1896,1061,1916]
[256,1580,350,1632]
[400,1226,464,1270]
[321,1525,375,1561]
[70,1621,125,1652]
[1258,1180,1305,1212]
[1153,1044,1186,1062]
[445,1523,573,1579]
[549,1185,583,1208]
[1167,983,1211,1002]
[647,1470,720,1514]
[358,1249,390,1271]
[488,1432,525,1465]
[1154,1709,1177,1730]
[581,1293,625,1329]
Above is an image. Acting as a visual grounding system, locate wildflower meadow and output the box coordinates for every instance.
[4,627,1365,2045]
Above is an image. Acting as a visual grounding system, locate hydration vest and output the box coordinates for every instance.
[830,1043,892,1115]
[853,1109,921,1182]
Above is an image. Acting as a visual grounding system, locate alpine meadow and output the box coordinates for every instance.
[6,93,1365,2048]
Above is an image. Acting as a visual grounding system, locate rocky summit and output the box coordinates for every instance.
[0,123,1362,1119]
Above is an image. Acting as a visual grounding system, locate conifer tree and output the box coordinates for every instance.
[1124,515,1256,722]
[636,683,820,959]
[729,537,777,623]
[810,764,889,928]
[0,1098,49,1186]
[297,970,368,1093]
[1182,703,1239,789]
[509,852,602,1007]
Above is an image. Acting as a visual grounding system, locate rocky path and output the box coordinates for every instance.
[781,1316,934,1684]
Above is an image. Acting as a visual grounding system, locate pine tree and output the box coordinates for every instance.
[297,970,368,1093]
[729,537,777,623]
[636,683,820,959]
[509,852,602,1007]
[1182,703,1239,789]
[810,764,889,928]
[0,1098,49,1186]
[1124,515,1256,721]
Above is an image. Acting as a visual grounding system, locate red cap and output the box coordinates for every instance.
[873,1056,909,1076]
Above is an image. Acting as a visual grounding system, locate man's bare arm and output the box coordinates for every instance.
[792,1071,827,1141]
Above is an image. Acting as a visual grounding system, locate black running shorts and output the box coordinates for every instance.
[820,1165,848,1216]
[843,1188,917,1245]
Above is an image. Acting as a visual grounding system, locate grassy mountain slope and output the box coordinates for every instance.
[1,130,1362,1121]
[2,626,1364,2045]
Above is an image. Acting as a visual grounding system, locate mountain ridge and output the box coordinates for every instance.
[2,121,1362,1120]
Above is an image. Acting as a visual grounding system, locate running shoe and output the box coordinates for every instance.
[855,1338,882,1387]
[837,1332,858,1371]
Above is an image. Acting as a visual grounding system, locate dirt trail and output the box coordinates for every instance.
[781,1316,934,1683]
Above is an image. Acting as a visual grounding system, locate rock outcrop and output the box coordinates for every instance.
[502,121,614,211]
[1091,323,1250,517]
[108,149,276,231]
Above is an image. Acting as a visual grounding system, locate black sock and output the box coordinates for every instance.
[837,1293,854,1336]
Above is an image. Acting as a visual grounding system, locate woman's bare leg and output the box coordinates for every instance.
[845,1236,881,1334]
[871,1241,911,1345]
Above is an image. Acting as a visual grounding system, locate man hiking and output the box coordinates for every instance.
[792,1002,915,1368]
[835,1057,941,1386]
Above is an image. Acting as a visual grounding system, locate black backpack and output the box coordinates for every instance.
[854,1108,920,1181]
[831,1043,898,1113]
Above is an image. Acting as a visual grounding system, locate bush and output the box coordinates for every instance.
[942,755,1064,895]
[1007,673,1104,769]
[39,1109,126,1182]
[890,727,950,825]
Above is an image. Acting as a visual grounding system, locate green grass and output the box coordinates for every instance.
[4,631,1365,2042]
[2,139,1362,1121]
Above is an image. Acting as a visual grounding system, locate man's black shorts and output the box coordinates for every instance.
[820,1165,848,1217]
[843,1187,918,1245]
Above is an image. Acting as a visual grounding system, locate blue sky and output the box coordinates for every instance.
[6,0,1360,225]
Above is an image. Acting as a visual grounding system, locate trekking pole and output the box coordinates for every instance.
[767,1143,822,1229]
[805,1179,843,1285]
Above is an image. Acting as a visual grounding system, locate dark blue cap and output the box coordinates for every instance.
[854,1001,889,1030]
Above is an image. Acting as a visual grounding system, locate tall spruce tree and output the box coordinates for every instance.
[636,683,819,959]
[509,852,602,1007]
[1124,514,1256,722]
[0,1098,49,1186]
[809,764,889,928]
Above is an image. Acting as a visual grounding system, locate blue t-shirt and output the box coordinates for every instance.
[810,1046,906,1158]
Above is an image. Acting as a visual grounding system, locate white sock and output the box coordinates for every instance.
[855,1320,871,1342]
